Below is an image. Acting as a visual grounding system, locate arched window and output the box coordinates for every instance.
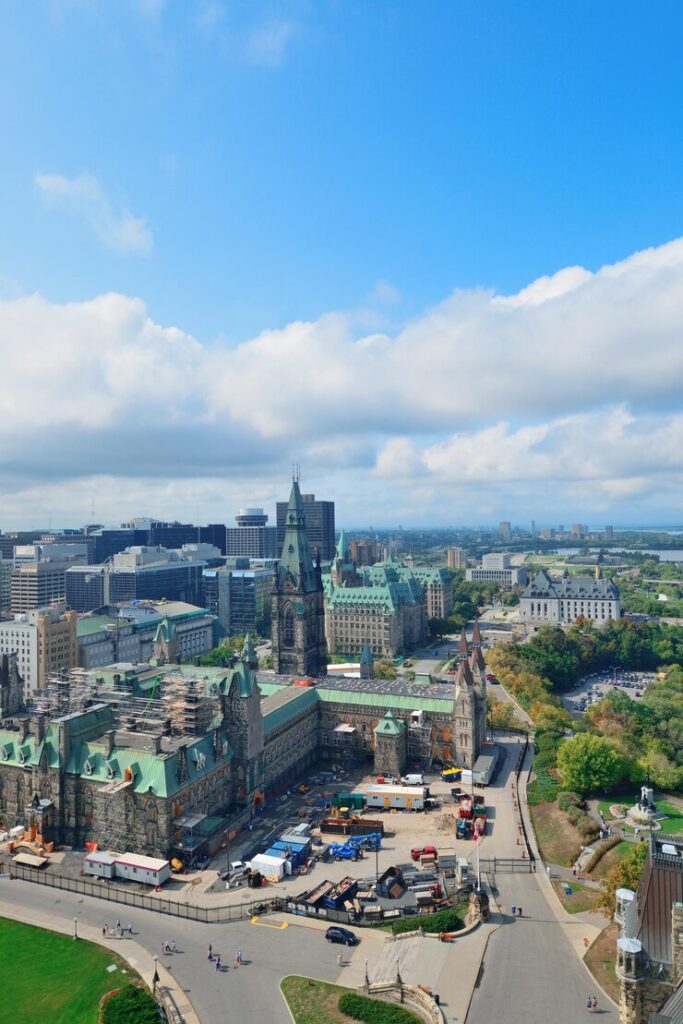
[283,605,295,647]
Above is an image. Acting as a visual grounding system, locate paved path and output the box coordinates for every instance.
[466,739,617,1022]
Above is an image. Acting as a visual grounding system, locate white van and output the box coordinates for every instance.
[401,774,424,786]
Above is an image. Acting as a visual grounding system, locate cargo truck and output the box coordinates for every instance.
[472,746,499,786]
[364,785,428,811]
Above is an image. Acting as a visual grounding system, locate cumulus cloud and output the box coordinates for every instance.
[35,172,153,254]
[3,236,683,523]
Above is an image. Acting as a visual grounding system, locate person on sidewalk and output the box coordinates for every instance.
[517,906,522,917]
[591,996,598,1012]
[127,923,133,935]
[215,955,221,972]
[586,995,593,1013]
[511,904,516,917]
[337,952,343,966]
[208,945,213,961]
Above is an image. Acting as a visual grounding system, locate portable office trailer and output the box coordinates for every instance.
[364,785,427,811]
[250,853,286,879]
[472,746,499,786]
[114,853,171,886]
[83,851,118,879]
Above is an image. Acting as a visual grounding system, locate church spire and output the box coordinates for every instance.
[458,627,469,662]
[277,479,318,593]
[471,618,482,648]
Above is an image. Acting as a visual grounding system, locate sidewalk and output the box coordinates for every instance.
[0,896,200,1024]
[517,752,618,1012]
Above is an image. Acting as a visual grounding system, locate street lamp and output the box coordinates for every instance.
[73,917,78,941]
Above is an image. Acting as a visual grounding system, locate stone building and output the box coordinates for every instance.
[520,567,621,624]
[615,833,683,1023]
[271,480,327,677]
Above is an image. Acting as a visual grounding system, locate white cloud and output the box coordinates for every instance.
[35,172,153,254]
[3,236,683,523]
[245,19,296,67]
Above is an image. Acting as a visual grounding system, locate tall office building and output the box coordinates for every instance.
[498,521,512,542]
[11,550,87,613]
[0,602,77,693]
[0,559,11,613]
[65,546,207,612]
[276,492,335,561]
[225,508,277,558]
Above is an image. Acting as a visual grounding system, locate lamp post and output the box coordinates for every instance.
[73,916,78,941]
[153,954,159,994]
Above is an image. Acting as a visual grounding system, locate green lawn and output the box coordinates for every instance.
[0,917,140,1024]
[589,840,632,880]
[280,977,422,1024]
[281,977,359,1024]
[551,880,601,915]
[597,798,683,835]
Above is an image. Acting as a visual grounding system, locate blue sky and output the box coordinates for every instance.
[2,1,683,529]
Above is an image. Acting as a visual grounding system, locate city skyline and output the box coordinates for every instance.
[3,3,683,526]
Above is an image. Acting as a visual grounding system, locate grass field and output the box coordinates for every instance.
[530,801,584,866]
[589,840,632,880]
[281,977,358,1024]
[551,880,601,915]
[598,798,683,834]
[0,917,138,1024]
[584,923,620,1004]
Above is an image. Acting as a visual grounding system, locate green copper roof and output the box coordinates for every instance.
[277,480,319,593]
[374,710,405,736]
[336,530,351,561]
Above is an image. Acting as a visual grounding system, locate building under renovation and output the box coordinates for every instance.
[0,483,487,860]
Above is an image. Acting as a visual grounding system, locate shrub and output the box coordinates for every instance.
[391,906,464,936]
[583,835,622,874]
[338,991,423,1024]
[565,805,582,825]
[576,815,600,840]
[558,791,583,812]
[103,985,159,1024]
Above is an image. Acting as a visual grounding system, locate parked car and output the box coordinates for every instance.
[325,926,359,946]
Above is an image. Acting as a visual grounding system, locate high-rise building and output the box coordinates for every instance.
[446,547,466,570]
[498,521,512,542]
[604,525,614,540]
[11,550,87,613]
[0,559,12,613]
[276,492,335,562]
[0,616,38,693]
[225,508,278,558]
[0,602,77,693]
[203,564,272,637]
[65,547,206,612]
[348,538,381,567]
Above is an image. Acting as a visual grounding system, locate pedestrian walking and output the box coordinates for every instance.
[592,996,598,1012]
[170,939,176,952]
[586,995,593,1013]
[337,952,342,966]
[234,952,240,968]
[116,919,121,929]
[517,906,522,917]
[127,923,133,935]
[546,865,551,877]
[215,956,221,972]
[102,926,106,937]
[511,904,516,917]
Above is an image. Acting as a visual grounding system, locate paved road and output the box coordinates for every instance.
[0,880,348,1024]
[466,740,616,1022]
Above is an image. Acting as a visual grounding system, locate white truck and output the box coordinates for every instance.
[364,785,428,811]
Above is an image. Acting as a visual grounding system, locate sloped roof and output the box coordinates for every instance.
[374,710,405,735]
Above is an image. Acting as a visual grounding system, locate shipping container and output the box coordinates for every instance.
[364,785,427,811]
[114,853,171,886]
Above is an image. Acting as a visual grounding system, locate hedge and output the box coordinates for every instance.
[103,985,159,1024]
[583,834,622,874]
[338,992,423,1024]
[557,791,583,812]
[391,907,464,936]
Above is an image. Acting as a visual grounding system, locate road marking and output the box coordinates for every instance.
[251,916,288,929]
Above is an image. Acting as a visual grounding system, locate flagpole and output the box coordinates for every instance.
[476,831,481,891]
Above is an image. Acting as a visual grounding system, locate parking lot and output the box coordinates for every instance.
[561,669,657,716]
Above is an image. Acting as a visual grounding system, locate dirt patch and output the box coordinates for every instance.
[584,923,620,1005]
[529,801,585,867]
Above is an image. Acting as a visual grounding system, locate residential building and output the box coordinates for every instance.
[276,492,335,561]
[446,547,466,570]
[570,523,588,538]
[466,552,528,589]
[520,568,621,624]
[34,602,78,687]
[498,521,512,542]
[348,538,381,567]
[225,508,278,558]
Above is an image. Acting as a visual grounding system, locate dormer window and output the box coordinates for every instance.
[84,758,93,776]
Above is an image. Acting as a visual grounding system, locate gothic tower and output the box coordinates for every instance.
[271,479,327,677]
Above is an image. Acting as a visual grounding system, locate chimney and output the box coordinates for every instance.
[105,730,116,758]
[19,718,30,742]
[33,716,45,743]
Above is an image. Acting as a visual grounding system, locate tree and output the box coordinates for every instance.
[374,658,397,680]
[556,733,626,794]
[597,841,648,916]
